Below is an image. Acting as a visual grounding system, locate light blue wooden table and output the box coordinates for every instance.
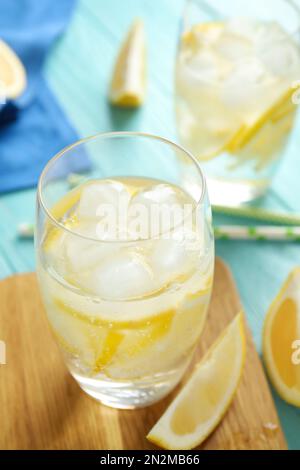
[0,0,299,449]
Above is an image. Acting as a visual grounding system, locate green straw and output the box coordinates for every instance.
[213,205,300,226]
[214,225,300,242]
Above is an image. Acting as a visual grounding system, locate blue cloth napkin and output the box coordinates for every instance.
[0,0,88,193]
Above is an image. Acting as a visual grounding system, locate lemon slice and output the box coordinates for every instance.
[0,40,26,99]
[54,295,175,329]
[43,185,82,252]
[177,105,245,162]
[229,108,295,172]
[212,85,297,169]
[198,124,246,161]
[47,299,108,369]
[52,286,211,377]
[194,87,295,162]
[230,85,298,154]
[147,313,246,450]
[109,19,146,107]
[263,268,300,407]
[181,22,223,50]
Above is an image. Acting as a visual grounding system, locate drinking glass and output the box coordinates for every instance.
[36,132,214,409]
[176,0,300,205]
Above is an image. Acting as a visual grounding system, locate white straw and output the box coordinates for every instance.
[214,225,300,241]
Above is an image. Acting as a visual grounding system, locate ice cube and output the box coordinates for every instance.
[150,239,189,279]
[87,251,156,300]
[172,226,204,254]
[221,57,270,110]
[225,17,262,42]
[77,180,129,221]
[261,42,300,77]
[63,224,119,274]
[131,184,180,206]
[185,50,222,82]
[255,21,287,48]
[181,49,232,85]
[214,31,253,62]
[256,23,300,78]
[129,184,187,238]
[150,227,201,285]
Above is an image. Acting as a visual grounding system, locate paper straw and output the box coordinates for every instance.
[214,225,300,242]
[213,205,300,226]
[19,221,300,243]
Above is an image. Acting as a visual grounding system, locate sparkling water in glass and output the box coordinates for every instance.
[176,0,300,205]
[36,132,214,409]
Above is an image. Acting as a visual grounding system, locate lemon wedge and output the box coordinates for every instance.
[263,268,300,407]
[147,313,246,450]
[109,19,146,107]
[0,40,26,100]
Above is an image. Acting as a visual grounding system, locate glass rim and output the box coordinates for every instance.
[179,0,300,89]
[37,131,207,243]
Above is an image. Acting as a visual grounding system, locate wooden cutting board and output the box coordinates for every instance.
[0,258,287,450]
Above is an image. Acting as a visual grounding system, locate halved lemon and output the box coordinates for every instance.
[109,19,146,107]
[147,313,246,450]
[0,40,26,99]
[263,268,300,407]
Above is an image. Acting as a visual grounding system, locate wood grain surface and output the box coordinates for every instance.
[0,258,287,450]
